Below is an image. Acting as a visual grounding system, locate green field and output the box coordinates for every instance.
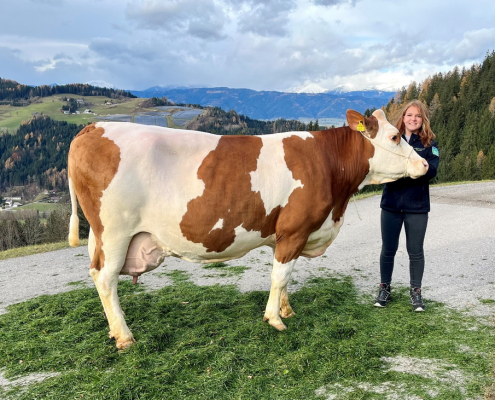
[18,202,63,212]
[0,274,493,399]
[0,239,88,261]
[0,95,147,132]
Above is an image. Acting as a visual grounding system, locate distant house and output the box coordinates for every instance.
[76,98,84,104]
[4,197,22,208]
[76,111,81,114]
[83,109,93,114]
[64,110,70,114]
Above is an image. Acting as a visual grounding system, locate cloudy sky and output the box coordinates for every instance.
[1,0,495,92]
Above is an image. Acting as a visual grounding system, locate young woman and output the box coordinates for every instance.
[374,99,440,311]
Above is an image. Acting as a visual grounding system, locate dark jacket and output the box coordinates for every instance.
[380,134,439,213]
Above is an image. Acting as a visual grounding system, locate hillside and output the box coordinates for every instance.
[130,87,395,120]
[0,95,148,132]
[0,79,135,105]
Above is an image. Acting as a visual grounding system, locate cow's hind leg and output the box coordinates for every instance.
[263,258,297,330]
[90,234,135,349]
[280,286,296,319]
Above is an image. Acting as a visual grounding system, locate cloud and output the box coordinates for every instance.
[125,0,229,40]
[28,0,65,6]
[236,0,297,37]
[452,28,495,61]
[312,0,357,6]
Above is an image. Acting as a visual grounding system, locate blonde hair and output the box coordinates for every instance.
[394,100,436,147]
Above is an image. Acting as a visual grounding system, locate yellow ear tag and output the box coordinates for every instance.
[356,121,365,132]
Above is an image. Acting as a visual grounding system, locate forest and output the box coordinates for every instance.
[0,116,82,191]
[382,50,495,182]
[0,79,136,106]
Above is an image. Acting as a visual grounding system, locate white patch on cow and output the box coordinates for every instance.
[303,212,344,257]
[250,132,312,215]
[96,122,221,258]
[209,218,224,233]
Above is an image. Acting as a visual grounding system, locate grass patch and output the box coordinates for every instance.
[0,239,88,261]
[0,277,493,399]
[203,262,229,269]
[66,280,87,287]
[480,299,495,305]
[203,262,249,277]
[18,203,62,212]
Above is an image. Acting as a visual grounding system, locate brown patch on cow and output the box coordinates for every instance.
[275,127,375,263]
[68,123,121,270]
[346,109,379,138]
[180,136,280,253]
[364,115,379,138]
[180,128,374,263]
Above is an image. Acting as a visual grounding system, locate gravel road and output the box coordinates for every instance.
[1,182,494,317]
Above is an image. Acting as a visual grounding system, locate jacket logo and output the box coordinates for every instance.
[414,148,424,152]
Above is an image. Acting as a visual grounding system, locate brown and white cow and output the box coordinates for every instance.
[68,109,428,349]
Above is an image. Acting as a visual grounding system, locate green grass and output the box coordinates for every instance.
[203,262,230,269]
[0,239,88,260]
[0,95,151,132]
[202,262,250,277]
[18,202,62,212]
[0,276,493,399]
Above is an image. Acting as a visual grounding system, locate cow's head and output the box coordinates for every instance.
[347,109,428,186]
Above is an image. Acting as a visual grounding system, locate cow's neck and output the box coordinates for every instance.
[312,127,374,221]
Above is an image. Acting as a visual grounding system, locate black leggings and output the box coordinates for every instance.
[380,209,428,288]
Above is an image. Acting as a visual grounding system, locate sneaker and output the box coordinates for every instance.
[374,283,392,307]
[410,287,425,312]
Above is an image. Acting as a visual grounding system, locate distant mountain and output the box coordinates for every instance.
[285,83,328,94]
[327,87,397,100]
[130,86,395,119]
[142,84,212,92]
[85,80,115,89]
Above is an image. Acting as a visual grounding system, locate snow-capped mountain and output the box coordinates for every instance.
[146,84,211,92]
[284,83,329,94]
[85,80,115,89]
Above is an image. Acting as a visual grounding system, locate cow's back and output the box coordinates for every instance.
[70,123,323,262]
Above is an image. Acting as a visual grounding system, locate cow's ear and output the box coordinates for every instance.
[364,115,379,139]
[346,110,364,131]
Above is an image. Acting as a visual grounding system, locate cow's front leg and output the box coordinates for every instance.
[280,286,296,318]
[263,258,297,330]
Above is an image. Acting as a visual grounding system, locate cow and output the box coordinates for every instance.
[68,109,428,349]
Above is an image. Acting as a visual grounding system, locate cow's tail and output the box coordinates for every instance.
[68,177,79,247]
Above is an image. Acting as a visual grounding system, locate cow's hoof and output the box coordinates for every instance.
[280,310,296,319]
[263,316,287,331]
[271,322,287,331]
[108,331,115,339]
[116,337,136,350]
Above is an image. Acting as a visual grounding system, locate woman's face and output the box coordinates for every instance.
[403,106,423,135]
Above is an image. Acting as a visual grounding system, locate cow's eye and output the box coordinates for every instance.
[391,135,397,141]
